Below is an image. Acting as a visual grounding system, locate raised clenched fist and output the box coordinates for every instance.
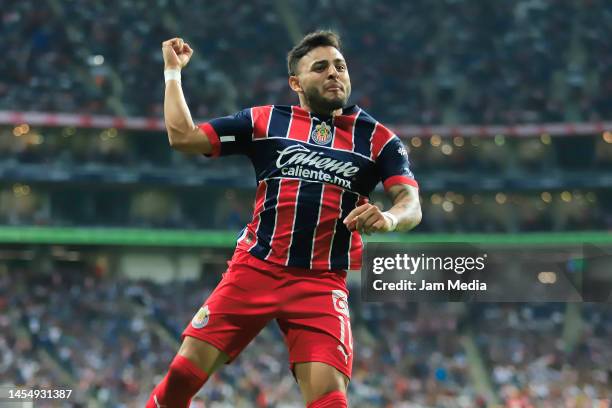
[162,37,193,70]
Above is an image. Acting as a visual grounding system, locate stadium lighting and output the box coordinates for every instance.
[88,55,105,66]
[62,127,76,137]
[586,192,596,203]
[12,183,31,197]
[537,271,557,284]
[430,134,442,147]
[561,191,572,202]
[12,124,29,137]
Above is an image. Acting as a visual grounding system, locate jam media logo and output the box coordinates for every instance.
[191,305,210,329]
[311,122,332,145]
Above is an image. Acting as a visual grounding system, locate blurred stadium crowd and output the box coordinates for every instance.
[2,125,612,232]
[1,0,612,233]
[2,0,612,407]
[2,181,611,233]
[1,265,610,407]
[1,0,611,123]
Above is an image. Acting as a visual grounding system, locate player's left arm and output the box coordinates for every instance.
[344,131,422,234]
[384,183,422,231]
[344,184,421,234]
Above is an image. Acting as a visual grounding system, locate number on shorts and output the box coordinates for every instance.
[332,290,352,351]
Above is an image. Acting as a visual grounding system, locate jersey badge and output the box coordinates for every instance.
[311,122,333,145]
[191,305,210,329]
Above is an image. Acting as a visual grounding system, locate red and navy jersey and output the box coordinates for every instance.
[199,105,418,271]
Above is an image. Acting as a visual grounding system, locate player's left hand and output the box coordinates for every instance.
[343,203,392,235]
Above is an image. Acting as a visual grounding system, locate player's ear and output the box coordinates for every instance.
[288,75,303,93]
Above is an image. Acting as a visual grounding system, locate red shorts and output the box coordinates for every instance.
[182,248,354,379]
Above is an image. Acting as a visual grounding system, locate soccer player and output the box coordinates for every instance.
[147,31,422,408]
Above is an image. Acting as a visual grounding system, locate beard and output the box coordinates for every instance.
[303,84,350,114]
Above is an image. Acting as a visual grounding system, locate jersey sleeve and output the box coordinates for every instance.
[198,108,253,157]
[376,136,419,190]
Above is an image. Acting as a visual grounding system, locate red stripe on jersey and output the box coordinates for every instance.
[349,195,368,269]
[370,123,395,160]
[349,230,363,270]
[198,123,221,157]
[332,111,359,150]
[292,105,311,117]
[266,179,300,264]
[239,180,268,251]
[312,183,344,269]
[383,175,419,190]
[287,106,311,142]
[252,106,273,139]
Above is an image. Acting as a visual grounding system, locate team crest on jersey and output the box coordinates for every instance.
[311,122,333,145]
[191,305,210,329]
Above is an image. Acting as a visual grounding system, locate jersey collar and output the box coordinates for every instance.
[293,105,359,121]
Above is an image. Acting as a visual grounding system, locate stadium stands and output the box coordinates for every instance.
[2,124,611,232]
[2,266,610,407]
[1,1,611,123]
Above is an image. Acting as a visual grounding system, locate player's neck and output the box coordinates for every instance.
[299,102,342,118]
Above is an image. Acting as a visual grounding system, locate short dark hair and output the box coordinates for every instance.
[287,30,342,76]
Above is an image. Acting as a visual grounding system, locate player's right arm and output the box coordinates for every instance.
[162,37,212,154]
